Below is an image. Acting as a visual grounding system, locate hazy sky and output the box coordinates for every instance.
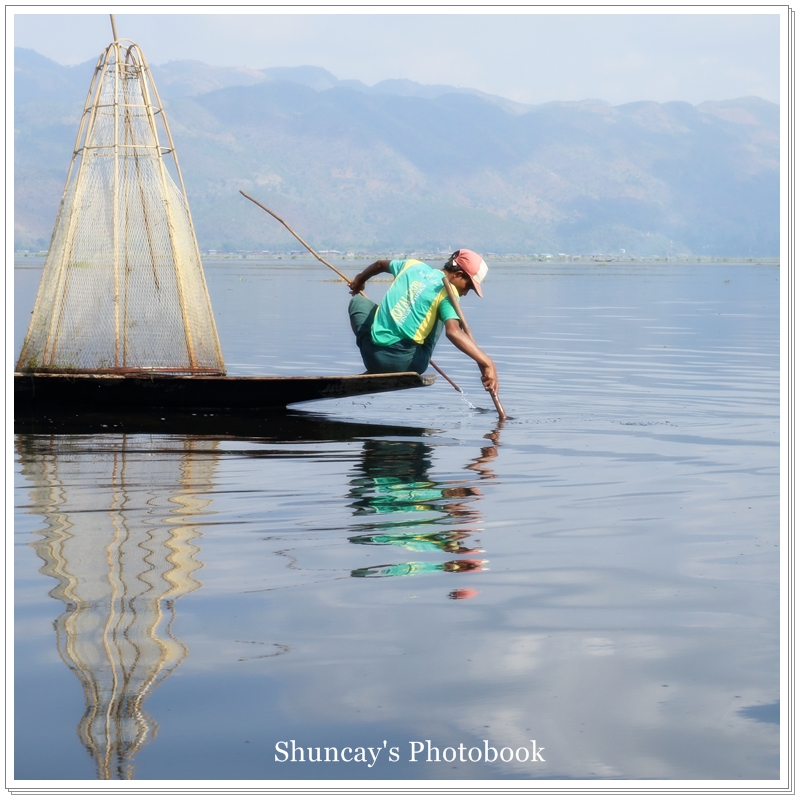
[12,10,781,106]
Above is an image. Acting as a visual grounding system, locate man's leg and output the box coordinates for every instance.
[348,295,379,372]
[349,295,378,342]
[348,296,419,374]
[367,340,417,373]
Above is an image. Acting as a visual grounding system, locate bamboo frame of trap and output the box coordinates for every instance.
[17,32,225,375]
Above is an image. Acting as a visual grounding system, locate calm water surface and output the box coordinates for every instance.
[14,258,780,781]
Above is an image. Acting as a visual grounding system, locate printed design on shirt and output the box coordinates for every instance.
[389,280,427,326]
[370,259,458,346]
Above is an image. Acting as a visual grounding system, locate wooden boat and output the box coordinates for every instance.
[13,34,442,422]
[14,371,436,413]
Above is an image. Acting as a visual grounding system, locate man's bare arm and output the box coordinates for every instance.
[348,260,391,295]
[445,318,499,394]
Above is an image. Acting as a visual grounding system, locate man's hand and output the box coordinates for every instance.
[348,273,367,296]
[480,361,499,395]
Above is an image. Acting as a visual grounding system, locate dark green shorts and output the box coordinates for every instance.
[349,295,443,374]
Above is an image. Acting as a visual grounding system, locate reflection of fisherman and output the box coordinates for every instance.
[466,427,502,481]
[349,531,482,554]
[348,439,479,520]
[352,559,486,578]
[353,480,478,516]
[347,437,501,582]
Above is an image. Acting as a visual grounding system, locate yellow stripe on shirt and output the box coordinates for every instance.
[411,286,449,344]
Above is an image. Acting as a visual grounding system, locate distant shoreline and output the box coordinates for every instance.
[13,252,781,266]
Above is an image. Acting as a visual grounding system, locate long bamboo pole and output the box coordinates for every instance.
[442,275,508,420]
[239,190,463,393]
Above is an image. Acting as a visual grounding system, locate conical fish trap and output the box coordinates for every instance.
[17,38,225,375]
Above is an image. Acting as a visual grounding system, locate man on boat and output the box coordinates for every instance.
[347,250,499,394]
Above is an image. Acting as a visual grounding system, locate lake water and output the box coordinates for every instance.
[14,257,781,782]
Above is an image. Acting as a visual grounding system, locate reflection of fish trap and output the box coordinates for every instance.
[17,37,225,375]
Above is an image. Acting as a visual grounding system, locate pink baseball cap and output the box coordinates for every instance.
[452,249,489,297]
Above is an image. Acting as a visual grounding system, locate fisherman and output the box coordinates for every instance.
[347,250,499,394]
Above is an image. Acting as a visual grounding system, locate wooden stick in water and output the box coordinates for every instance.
[442,275,508,420]
[239,191,462,393]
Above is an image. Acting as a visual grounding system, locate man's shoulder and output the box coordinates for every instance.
[390,258,432,276]
[392,258,429,269]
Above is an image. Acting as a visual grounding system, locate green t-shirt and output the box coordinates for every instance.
[371,260,459,346]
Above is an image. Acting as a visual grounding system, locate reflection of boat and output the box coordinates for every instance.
[17,411,442,779]
[14,407,432,439]
[14,371,435,412]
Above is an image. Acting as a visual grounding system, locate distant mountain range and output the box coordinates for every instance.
[14,47,779,255]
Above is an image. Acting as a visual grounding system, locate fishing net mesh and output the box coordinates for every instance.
[16,41,225,375]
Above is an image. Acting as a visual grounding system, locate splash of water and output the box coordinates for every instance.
[458,390,478,410]
[458,389,512,419]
